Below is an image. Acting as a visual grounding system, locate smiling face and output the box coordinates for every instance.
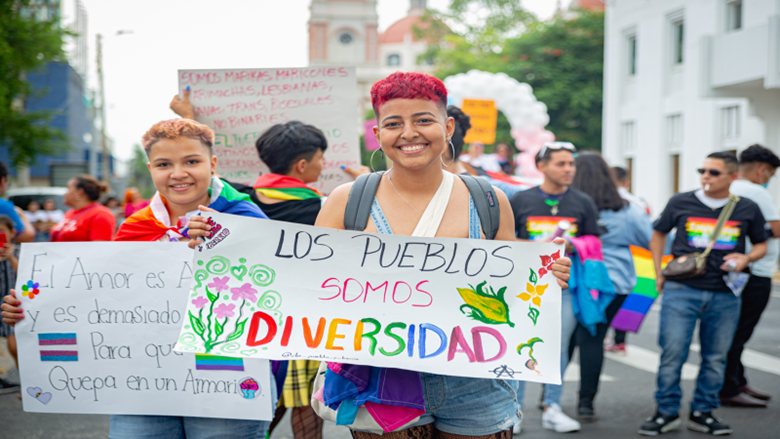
[146,138,216,211]
[373,98,454,171]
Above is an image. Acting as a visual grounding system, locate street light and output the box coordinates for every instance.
[96,30,132,190]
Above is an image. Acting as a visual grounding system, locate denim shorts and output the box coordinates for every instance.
[406,373,520,435]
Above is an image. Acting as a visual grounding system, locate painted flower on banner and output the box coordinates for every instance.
[214,303,236,319]
[192,296,209,309]
[230,283,258,302]
[208,276,231,293]
[538,250,561,278]
[518,283,548,307]
[22,281,40,300]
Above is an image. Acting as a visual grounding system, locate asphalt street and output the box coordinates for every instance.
[3,287,780,439]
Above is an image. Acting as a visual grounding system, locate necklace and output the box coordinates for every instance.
[537,187,567,216]
[387,169,422,216]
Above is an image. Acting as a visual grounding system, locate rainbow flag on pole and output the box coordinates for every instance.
[610,246,672,333]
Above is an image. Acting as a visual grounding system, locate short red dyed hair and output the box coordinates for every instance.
[371,72,448,117]
[142,119,215,155]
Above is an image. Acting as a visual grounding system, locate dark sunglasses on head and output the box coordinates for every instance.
[697,168,723,177]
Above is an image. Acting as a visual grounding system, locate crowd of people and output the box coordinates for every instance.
[0,71,777,438]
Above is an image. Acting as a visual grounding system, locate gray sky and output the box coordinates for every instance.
[77,0,572,161]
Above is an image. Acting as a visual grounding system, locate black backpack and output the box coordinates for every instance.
[343,171,501,239]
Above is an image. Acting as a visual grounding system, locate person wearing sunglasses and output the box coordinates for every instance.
[718,145,780,408]
[641,152,768,436]
[508,142,605,434]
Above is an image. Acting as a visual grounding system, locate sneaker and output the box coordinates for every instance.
[604,342,627,355]
[687,411,732,436]
[542,403,581,433]
[512,410,523,435]
[578,403,596,422]
[0,378,21,395]
[638,412,681,436]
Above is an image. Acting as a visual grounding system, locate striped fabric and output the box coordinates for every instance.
[611,246,673,332]
[253,174,323,201]
[114,177,267,242]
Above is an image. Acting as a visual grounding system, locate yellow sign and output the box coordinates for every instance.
[462,99,498,145]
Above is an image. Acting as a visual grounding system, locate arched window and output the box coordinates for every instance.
[339,31,353,45]
[387,54,401,66]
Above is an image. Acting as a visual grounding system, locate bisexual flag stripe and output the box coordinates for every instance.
[38,333,78,361]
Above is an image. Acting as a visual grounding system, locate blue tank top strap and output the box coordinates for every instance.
[369,195,481,239]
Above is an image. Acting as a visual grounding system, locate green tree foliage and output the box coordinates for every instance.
[423,4,605,151]
[0,1,71,167]
[128,144,155,198]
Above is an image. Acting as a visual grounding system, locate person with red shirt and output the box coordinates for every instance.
[49,175,115,242]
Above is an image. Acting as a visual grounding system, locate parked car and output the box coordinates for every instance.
[6,187,68,212]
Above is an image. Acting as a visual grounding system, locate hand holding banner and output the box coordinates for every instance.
[175,212,564,384]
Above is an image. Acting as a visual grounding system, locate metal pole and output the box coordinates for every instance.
[96,33,110,190]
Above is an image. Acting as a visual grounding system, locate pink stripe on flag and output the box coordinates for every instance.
[39,339,77,345]
[40,350,78,356]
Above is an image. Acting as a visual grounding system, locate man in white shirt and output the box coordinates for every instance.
[720,144,780,408]
[612,166,649,215]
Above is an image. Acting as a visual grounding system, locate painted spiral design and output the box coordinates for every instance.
[249,264,275,287]
[206,256,231,275]
[220,342,241,354]
[257,290,282,310]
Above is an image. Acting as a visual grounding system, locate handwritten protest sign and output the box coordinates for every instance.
[14,243,273,420]
[179,67,360,194]
[462,99,498,145]
[175,212,563,384]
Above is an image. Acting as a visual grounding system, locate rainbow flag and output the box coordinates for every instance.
[610,246,672,333]
[195,354,244,371]
[39,333,78,361]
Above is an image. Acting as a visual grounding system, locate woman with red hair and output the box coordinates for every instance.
[314,72,572,438]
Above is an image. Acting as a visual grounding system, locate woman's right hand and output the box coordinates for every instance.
[1,290,23,326]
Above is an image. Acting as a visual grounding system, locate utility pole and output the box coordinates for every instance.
[96,33,110,190]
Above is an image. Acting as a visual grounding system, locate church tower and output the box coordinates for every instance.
[308,0,379,67]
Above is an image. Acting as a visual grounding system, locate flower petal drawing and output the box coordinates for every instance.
[208,276,231,293]
[192,296,209,309]
[230,283,258,302]
[532,296,541,306]
[518,292,532,302]
[213,303,236,319]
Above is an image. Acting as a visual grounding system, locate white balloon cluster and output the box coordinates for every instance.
[444,70,550,128]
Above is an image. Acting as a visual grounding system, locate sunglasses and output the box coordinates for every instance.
[697,168,725,177]
[539,142,577,158]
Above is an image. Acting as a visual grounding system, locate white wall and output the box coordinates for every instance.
[602,0,776,215]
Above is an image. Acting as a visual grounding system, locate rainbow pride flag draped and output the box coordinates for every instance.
[610,246,672,333]
[253,174,323,201]
[115,177,267,242]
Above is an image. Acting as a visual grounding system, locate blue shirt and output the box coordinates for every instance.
[0,198,24,236]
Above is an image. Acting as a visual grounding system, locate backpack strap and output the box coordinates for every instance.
[458,174,501,240]
[343,171,384,231]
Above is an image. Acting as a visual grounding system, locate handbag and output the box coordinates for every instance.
[662,194,740,281]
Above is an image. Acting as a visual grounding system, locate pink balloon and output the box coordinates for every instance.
[511,125,554,179]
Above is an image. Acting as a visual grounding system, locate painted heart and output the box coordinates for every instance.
[26,387,52,404]
[37,392,53,404]
[231,265,248,281]
[240,349,258,356]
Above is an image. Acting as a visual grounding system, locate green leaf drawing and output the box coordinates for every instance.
[226,318,248,342]
[188,311,205,336]
[528,306,540,326]
[215,319,225,337]
[457,281,514,327]
[206,286,218,303]
[529,268,538,285]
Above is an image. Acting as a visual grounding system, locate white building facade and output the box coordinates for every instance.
[602,0,780,214]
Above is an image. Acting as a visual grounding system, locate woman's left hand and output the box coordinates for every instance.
[187,206,218,249]
[550,237,572,289]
